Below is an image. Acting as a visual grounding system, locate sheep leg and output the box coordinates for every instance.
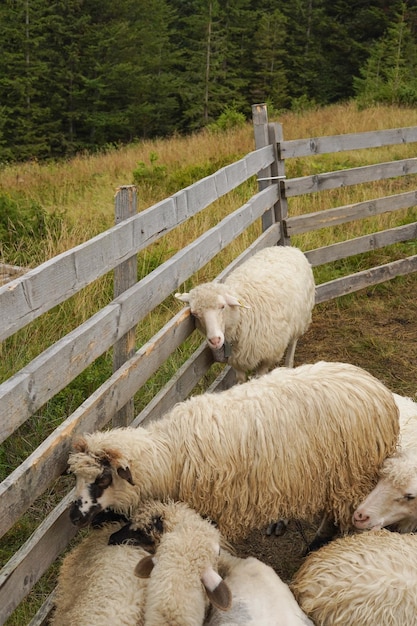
[266,518,289,536]
[304,513,339,554]
[284,338,298,368]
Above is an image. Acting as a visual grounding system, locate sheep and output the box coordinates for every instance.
[205,550,314,626]
[290,529,417,625]
[353,392,417,533]
[110,500,311,626]
[68,360,399,544]
[175,245,315,383]
[128,499,232,625]
[50,521,149,626]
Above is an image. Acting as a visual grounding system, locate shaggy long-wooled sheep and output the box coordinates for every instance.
[110,500,310,626]
[68,361,399,541]
[131,500,231,626]
[353,392,417,532]
[50,522,149,626]
[175,245,315,382]
[205,550,314,626]
[290,529,417,625]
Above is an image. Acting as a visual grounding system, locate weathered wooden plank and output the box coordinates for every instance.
[133,343,214,426]
[305,223,417,267]
[315,255,417,303]
[206,365,237,392]
[28,591,56,626]
[284,158,417,197]
[0,305,121,444]
[0,308,194,538]
[0,184,278,444]
[113,186,138,427]
[280,126,417,159]
[0,146,274,343]
[0,493,77,625]
[285,190,417,236]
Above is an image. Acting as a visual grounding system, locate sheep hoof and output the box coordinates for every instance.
[266,521,288,536]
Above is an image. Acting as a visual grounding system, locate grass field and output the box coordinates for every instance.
[1,100,417,624]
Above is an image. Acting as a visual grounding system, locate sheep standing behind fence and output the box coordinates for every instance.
[175,246,315,382]
[68,361,399,543]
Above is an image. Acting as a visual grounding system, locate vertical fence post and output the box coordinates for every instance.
[112,185,137,427]
[251,103,289,245]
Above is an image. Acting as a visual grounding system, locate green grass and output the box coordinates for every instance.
[2,101,417,623]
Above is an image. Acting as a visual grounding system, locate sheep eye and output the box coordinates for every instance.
[96,472,113,489]
[404,494,416,501]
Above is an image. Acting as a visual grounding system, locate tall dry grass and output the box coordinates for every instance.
[2,101,417,626]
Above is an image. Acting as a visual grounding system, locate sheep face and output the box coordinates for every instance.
[175,285,246,351]
[68,438,135,527]
[353,452,417,532]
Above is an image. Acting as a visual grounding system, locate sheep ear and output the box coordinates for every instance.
[224,294,250,309]
[117,466,134,485]
[175,292,190,304]
[135,555,156,578]
[201,569,232,611]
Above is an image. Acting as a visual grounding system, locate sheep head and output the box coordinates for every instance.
[68,434,135,528]
[175,284,249,351]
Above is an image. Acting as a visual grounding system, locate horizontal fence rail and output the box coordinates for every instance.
[0,146,275,343]
[1,103,417,625]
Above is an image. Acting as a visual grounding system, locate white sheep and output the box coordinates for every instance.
[50,521,149,626]
[290,529,417,625]
[68,361,399,543]
[353,392,417,532]
[205,550,314,626]
[175,245,315,383]
[111,500,311,626]
[130,500,231,626]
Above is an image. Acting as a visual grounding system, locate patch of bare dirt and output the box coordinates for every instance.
[230,273,417,583]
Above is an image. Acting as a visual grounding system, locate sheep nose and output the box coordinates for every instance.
[208,336,222,348]
[353,511,369,523]
[69,500,83,525]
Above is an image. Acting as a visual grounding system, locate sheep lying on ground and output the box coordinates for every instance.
[68,361,399,543]
[50,521,149,626]
[205,550,314,626]
[111,500,311,626]
[353,392,417,532]
[175,245,315,382]
[290,529,417,625]
[111,499,231,626]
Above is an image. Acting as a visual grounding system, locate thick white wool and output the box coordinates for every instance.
[69,361,399,539]
[291,529,417,625]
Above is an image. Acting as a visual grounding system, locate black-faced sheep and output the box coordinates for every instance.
[290,529,417,625]
[50,522,149,626]
[175,246,315,382]
[353,392,417,532]
[68,361,399,541]
[205,550,314,626]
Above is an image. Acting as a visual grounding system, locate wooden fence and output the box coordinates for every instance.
[1,103,417,625]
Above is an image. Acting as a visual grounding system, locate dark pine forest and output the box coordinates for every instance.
[1,0,416,161]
